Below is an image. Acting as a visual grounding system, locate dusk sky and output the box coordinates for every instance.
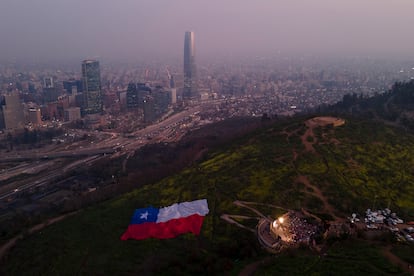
[1,0,414,62]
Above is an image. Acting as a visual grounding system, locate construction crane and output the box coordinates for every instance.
[165,66,175,88]
[165,66,171,80]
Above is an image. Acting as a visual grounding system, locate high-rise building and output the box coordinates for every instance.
[143,96,156,123]
[183,31,197,99]
[126,82,151,109]
[170,75,176,89]
[126,83,138,109]
[81,60,102,115]
[0,108,4,129]
[43,87,59,103]
[27,108,42,125]
[42,76,59,103]
[64,107,81,122]
[152,87,171,113]
[171,88,177,104]
[63,79,83,95]
[1,93,25,129]
[43,77,54,88]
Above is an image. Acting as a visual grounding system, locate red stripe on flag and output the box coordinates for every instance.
[120,214,205,240]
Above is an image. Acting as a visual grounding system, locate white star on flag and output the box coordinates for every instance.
[140,211,149,220]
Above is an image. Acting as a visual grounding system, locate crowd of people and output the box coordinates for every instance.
[285,212,318,244]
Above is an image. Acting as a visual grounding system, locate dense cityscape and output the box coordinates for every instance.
[1,31,414,225]
[1,0,414,271]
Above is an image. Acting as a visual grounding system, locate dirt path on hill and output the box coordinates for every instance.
[234,201,287,213]
[234,200,268,218]
[295,118,348,222]
[0,211,78,261]
[220,214,257,233]
[220,201,289,233]
[295,175,342,221]
[302,121,317,153]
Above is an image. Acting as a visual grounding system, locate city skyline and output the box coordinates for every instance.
[1,1,414,62]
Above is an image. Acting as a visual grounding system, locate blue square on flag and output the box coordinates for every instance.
[130,207,159,224]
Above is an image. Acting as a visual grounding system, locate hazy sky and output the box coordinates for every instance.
[1,0,414,62]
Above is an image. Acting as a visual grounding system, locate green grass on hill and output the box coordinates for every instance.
[2,117,414,275]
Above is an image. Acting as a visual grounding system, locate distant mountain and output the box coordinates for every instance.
[3,112,414,274]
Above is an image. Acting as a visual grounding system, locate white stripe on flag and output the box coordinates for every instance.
[156,199,209,223]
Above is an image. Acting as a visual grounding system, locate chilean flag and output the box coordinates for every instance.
[120,199,209,240]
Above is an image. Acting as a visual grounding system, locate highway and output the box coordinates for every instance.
[0,154,109,201]
[0,167,62,200]
[0,106,203,203]
[0,148,116,162]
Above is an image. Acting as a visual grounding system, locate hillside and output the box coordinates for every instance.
[329,80,414,130]
[2,116,414,275]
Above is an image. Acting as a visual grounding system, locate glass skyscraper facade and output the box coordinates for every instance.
[82,60,102,114]
[183,31,197,99]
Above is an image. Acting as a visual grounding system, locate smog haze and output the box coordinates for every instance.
[1,0,414,62]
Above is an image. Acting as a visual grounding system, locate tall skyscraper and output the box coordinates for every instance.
[81,60,102,114]
[183,31,197,99]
